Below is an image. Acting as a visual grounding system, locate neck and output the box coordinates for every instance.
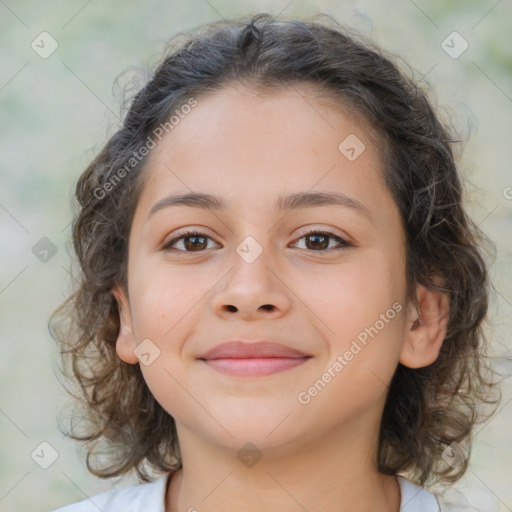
[166,414,401,512]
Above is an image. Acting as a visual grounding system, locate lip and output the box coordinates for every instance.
[197,341,312,377]
[197,340,310,360]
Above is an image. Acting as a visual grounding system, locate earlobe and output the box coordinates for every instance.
[399,279,450,369]
[111,285,139,364]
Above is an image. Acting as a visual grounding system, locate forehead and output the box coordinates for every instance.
[136,83,391,218]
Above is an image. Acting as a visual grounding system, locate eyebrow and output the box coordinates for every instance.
[147,190,372,221]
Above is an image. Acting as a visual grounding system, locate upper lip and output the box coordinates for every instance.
[197,341,310,360]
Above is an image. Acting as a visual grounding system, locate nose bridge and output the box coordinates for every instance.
[229,208,278,270]
[229,231,278,294]
[211,230,291,318]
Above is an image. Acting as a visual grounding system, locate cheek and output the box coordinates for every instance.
[295,265,406,425]
[127,265,213,422]
[139,359,203,433]
[130,262,208,340]
[306,251,407,385]
[130,264,204,425]
[307,252,406,337]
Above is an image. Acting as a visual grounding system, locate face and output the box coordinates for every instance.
[112,82,445,455]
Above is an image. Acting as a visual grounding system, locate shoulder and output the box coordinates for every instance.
[397,475,441,512]
[50,473,171,512]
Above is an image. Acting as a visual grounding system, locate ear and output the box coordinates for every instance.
[111,284,139,364]
[399,277,450,369]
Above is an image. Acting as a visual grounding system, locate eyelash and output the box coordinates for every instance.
[161,228,353,254]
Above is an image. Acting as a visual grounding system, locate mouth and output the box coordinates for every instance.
[200,356,312,376]
[197,340,312,377]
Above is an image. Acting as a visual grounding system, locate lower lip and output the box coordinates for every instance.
[201,357,310,376]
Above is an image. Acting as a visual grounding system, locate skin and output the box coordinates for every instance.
[112,82,449,512]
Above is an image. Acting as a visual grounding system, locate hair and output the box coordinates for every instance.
[49,12,501,487]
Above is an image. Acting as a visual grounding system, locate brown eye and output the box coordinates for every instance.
[291,230,352,252]
[162,230,218,252]
[162,228,352,254]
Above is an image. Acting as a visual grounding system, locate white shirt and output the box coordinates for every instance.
[51,473,441,511]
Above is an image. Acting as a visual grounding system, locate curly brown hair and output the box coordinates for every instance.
[49,12,500,487]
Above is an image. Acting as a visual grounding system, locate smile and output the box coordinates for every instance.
[201,357,311,376]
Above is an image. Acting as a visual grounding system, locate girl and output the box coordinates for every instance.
[50,12,499,512]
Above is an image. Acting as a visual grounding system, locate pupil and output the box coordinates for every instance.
[306,234,328,250]
[187,235,206,250]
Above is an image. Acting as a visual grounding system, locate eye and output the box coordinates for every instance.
[162,228,353,254]
[291,228,352,252]
[162,229,219,253]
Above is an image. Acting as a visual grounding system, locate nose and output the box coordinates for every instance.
[211,246,292,321]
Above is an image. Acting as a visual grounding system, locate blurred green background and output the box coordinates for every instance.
[1,1,511,510]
